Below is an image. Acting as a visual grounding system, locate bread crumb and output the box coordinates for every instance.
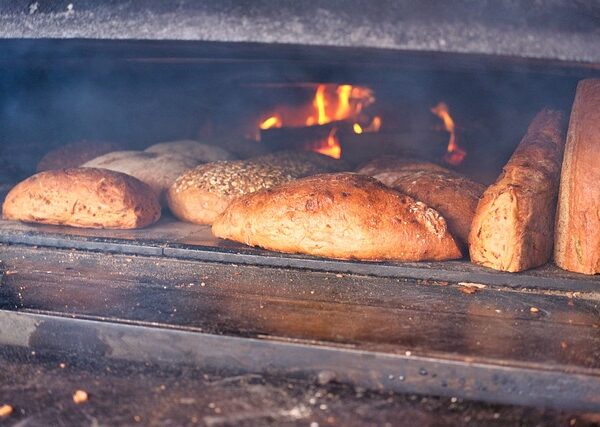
[73,390,88,404]
[0,405,13,418]
[530,307,540,313]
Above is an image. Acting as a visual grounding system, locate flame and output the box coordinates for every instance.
[259,115,282,130]
[431,102,466,166]
[258,83,379,158]
[314,128,341,159]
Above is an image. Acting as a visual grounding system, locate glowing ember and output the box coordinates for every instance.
[259,115,282,130]
[314,128,341,159]
[431,102,466,166]
[259,83,379,158]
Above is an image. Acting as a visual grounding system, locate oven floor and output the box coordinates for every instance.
[0,346,594,427]
[1,217,599,292]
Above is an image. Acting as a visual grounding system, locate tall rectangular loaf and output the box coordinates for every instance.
[555,79,600,274]
[468,109,565,272]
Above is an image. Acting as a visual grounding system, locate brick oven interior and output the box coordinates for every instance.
[1,1,600,424]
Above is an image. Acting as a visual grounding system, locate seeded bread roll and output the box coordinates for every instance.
[37,140,122,172]
[2,168,160,229]
[167,151,346,225]
[213,173,462,261]
[82,150,199,203]
[167,160,297,225]
[144,140,236,163]
[256,150,350,175]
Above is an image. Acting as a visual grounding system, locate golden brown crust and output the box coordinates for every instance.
[555,79,600,274]
[469,109,565,272]
[356,156,449,180]
[144,140,236,163]
[212,173,462,261]
[167,152,347,225]
[167,160,297,224]
[82,150,199,203]
[2,168,161,229]
[36,141,122,172]
[384,170,485,243]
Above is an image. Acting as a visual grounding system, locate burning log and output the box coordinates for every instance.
[260,121,350,153]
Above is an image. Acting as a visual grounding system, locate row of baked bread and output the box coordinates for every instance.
[3,79,599,274]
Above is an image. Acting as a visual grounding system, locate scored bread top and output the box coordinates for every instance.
[213,172,462,261]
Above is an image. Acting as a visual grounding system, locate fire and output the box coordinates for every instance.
[259,115,282,130]
[431,102,466,166]
[258,83,379,158]
[313,128,341,159]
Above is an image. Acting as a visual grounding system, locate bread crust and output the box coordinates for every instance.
[384,170,485,244]
[212,173,462,261]
[167,152,348,225]
[468,109,565,272]
[144,140,236,163]
[555,79,600,274]
[356,156,449,179]
[82,150,199,203]
[2,168,160,229]
[36,140,122,172]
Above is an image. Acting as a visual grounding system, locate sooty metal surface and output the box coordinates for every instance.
[1,217,600,293]
[0,0,599,64]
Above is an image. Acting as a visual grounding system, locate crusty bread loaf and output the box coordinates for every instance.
[256,150,350,174]
[82,150,199,203]
[167,151,347,225]
[213,173,462,261]
[469,109,565,272]
[356,156,449,179]
[36,140,122,172]
[2,168,160,229]
[144,140,236,163]
[555,79,600,274]
[167,160,297,225]
[384,170,485,244]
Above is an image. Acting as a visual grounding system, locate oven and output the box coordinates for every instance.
[1,1,599,423]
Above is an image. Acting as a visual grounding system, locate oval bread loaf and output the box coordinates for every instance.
[82,150,200,202]
[144,140,236,163]
[37,140,123,172]
[212,173,462,261]
[2,168,160,229]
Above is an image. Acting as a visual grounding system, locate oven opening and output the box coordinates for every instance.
[0,39,593,286]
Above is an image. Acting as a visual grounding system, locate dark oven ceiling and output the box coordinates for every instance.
[1,0,599,65]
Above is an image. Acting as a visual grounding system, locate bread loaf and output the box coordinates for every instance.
[144,140,236,163]
[2,168,160,229]
[37,140,122,172]
[213,173,462,261]
[384,170,485,243]
[469,109,565,272]
[167,160,297,225]
[167,151,347,225]
[356,156,449,179]
[555,79,600,274]
[82,150,199,202]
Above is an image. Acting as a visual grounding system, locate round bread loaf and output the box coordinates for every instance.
[212,173,462,261]
[144,140,236,163]
[36,140,123,172]
[82,150,199,203]
[167,160,297,225]
[2,168,160,229]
